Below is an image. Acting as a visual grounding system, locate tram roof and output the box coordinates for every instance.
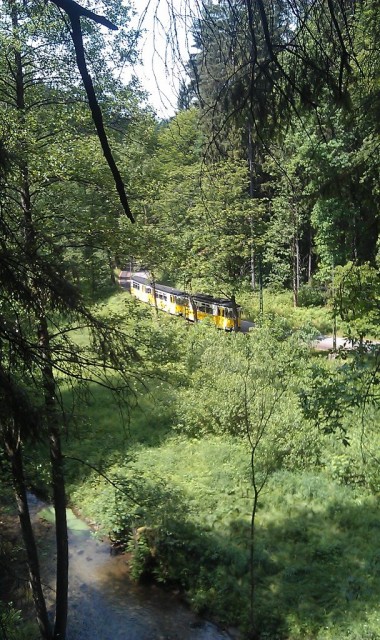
[131,274,186,297]
[131,274,240,309]
[191,292,238,309]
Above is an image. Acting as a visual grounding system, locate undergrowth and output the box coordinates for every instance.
[66,425,380,639]
[21,291,380,639]
[239,288,336,336]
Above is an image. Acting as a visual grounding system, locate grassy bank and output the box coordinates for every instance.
[52,381,380,638]
[239,289,334,336]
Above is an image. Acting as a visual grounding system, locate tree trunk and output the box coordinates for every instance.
[250,248,256,290]
[231,294,240,332]
[107,250,116,284]
[188,294,198,323]
[258,255,264,318]
[248,124,256,292]
[90,251,96,301]
[11,1,36,254]
[249,477,259,637]
[4,429,53,640]
[292,203,300,308]
[39,316,69,640]
[292,234,300,307]
[150,271,159,315]
[10,7,60,637]
[308,227,313,282]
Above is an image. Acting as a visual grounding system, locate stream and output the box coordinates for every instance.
[28,494,235,640]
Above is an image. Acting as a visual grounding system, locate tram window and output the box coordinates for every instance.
[197,302,212,314]
[146,287,151,294]
[133,282,140,290]
[203,304,209,314]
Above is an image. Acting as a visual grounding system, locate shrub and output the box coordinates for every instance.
[298,282,327,307]
[0,603,36,640]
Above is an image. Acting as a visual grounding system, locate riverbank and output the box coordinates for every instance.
[1,493,237,640]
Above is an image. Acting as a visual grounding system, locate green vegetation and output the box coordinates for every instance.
[239,289,334,336]
[19,293,379,639]
[0,603,36,640]
[1,0,379,639]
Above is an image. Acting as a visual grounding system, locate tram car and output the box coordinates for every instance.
[130,274,241,331]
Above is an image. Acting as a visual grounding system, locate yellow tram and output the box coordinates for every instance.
[129,274,241,331]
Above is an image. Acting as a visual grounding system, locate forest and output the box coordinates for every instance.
[0,0,379,639]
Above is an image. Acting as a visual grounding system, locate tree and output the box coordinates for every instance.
[187,160,259,328]
[332,262,380,344]
[0,1,142,637]
[264,126,315,303]
[46,0,139,222]
[167,1,378,282]
[178,326,305,635]
[175,0,358,127]
[117,108,205,288]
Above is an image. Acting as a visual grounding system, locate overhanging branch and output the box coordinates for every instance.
[48,0,135,223]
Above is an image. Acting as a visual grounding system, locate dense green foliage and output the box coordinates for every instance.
[112,0,380,317]
[22,294,380,639]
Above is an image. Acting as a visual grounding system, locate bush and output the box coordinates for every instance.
[0,603,37,640]
[298,282,326,307]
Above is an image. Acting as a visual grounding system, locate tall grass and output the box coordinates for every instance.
[64,401,380,639]
[239,288,336,336]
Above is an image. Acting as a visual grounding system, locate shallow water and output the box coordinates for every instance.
[28,494,234,640]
